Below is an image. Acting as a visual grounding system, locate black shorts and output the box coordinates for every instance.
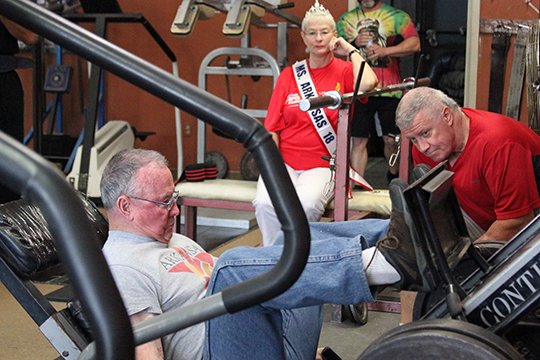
[350,97,400,138]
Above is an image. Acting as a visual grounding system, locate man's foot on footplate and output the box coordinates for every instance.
[376,178,422,290]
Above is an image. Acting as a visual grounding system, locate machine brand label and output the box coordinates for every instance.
[467,257,540,327]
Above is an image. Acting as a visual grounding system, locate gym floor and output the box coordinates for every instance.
[0,157,400,359]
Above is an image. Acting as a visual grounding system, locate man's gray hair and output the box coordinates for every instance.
[396,87,460,130]
[100,149,169,210]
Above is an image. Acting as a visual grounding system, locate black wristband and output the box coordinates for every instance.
[348,49,360,59]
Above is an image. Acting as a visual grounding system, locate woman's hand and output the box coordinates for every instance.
[270,132,280,148]
[329,36,357,58]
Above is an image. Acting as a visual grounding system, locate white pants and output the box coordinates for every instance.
[253,164,333,246]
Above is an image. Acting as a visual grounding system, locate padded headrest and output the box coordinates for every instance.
[425,50,465,87]
[0,193,108,277]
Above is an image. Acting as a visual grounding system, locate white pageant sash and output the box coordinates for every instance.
[292,60,373,191]
[293,60,337,155]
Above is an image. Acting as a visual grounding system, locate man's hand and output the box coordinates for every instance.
[366,43,384,62]
[477,212,536,242]
[354,31,374,48]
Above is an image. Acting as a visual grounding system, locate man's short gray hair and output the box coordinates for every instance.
[396,87,460,130]
[100,149,169,210]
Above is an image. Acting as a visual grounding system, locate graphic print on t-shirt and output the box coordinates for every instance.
[160,244,216,285]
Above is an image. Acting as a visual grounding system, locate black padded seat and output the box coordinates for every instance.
[0,193,108,277]
[0,193,108,356]
[424,49,465,106]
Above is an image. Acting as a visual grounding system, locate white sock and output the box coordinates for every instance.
[362,247,401,285]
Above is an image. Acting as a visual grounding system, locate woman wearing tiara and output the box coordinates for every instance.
[254,0,378,246]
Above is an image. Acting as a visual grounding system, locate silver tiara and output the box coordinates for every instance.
[305,0,330,17]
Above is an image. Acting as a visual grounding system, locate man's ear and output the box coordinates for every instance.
[443,106,453,126]
[116,195,133,219]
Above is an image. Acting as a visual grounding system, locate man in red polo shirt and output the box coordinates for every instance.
[397,86,540,242]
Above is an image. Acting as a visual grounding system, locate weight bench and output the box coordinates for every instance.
[175,178,392,242]
[0,194,108,359]
[174,79,430,243]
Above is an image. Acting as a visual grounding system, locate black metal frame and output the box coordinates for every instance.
[423,216,540,357]
[0,1,311,359]
[0,193,108,358]
[405,164,540,357]
[402,163,472,317]
[0,255,90,357]
[0,255,57,326]
[403,162,489,287]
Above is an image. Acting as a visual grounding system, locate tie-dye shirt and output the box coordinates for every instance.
[337,2,418,97]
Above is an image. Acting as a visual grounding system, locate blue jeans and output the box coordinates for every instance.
[204,219,390,360]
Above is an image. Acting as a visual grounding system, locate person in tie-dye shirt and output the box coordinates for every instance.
[337,0,420,182]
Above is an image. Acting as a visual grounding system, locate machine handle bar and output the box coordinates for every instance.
[298,77,431,112]
[0,1,310,359]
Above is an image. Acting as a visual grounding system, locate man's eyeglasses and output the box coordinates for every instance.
[127,191,179,211]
